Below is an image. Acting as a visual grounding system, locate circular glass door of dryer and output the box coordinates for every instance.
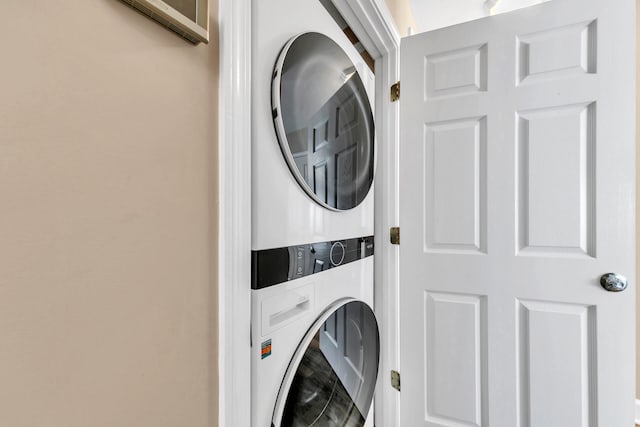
[272,32,375,211]
[272,300,379,427]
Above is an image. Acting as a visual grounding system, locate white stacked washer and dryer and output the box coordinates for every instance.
[250,1,380,426]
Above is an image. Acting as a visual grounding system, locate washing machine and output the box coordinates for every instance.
[251,254,378,427]
[251,1,378,426]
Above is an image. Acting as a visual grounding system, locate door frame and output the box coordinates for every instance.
[329,2,402,426]
[218,1,252,427]
[217,0,401,426]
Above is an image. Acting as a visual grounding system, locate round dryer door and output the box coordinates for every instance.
[272,32,375,211]
[272,300,379,427]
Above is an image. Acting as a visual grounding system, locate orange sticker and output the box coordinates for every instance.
[261,339,272,359]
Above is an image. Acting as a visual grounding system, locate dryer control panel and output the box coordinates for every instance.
[251,236,374,289]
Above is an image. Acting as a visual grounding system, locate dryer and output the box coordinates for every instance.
[251,0,376,253]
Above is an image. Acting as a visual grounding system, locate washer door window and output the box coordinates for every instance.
[272,300,379,427]
[272,32,375,211]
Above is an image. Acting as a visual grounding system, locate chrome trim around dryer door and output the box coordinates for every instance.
[271,32,376,212]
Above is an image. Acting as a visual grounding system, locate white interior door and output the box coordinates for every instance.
[399,0,635,426]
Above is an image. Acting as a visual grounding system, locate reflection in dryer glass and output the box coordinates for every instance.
[280,301,379,426]
[274,33,375,211]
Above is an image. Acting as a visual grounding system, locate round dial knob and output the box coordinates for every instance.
[330,242,346,267]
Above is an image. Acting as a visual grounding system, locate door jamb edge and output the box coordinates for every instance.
[218,0,252,426]
[330,1,401,426]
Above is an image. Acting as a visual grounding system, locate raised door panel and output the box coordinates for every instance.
[424,292,488,427]
[517,20,597,85]
[424,117,487,254]
[516,103,596,257]
[517,300,596,427]
[425,44,488,99]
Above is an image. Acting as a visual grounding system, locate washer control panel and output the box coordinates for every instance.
[251,235,374,289]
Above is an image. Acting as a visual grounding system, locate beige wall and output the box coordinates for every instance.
[384,0,418,37]
[0,2,218,426]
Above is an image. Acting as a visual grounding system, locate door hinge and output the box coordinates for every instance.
[391,370,401,391]
[390,227,400,245]
[390,81,400,102]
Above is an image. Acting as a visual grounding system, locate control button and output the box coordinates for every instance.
[330,241,346,266]
[293,246,306,277]
[314,259,325,273]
